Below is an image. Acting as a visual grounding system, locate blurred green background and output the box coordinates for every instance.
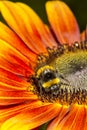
[3,0,87,32]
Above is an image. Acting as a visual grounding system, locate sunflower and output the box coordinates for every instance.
[0,0,87,130]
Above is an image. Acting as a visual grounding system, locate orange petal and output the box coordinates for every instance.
[0,39,34,76]
[1,104,62,130]
[0,67,37,105]
[0,22,37,63]
[47,105,69,130]
[0,76,29,91]
[0,60,35,92]
[46,1,80,44]
[56,104,86,130]
[84,106,87,130]
[0,56,33,77]
[0,1,57,54]
[0,63,32,91]
[17,2,57,48]
[0,101,41,123]
[0,90,37,106]
[80,30,86,41]
[0,67,28,83]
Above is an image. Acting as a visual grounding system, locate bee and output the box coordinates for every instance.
[34,65,70,96]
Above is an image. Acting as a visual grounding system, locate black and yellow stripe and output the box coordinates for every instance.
[42,78,60,88]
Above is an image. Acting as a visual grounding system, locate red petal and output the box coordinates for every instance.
[0,90,37,106]
[0,39,34,76]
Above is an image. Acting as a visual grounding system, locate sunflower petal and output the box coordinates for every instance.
[0,39,34,76]
[80,30,86,41]
[17,2,57,47]
[0,1,57,54]
[0,90,38,106]
[0,80,29,91]
[56,104,86,130]
[0,101,41,122]
[0,68,30,91]
[46,1,80,44]
[84,106,87,130]
[0,22,37,63]
[47,105,69,130]
[0,66,37,105]
[1,104,62,130]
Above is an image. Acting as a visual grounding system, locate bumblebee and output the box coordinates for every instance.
[34,65,70,97]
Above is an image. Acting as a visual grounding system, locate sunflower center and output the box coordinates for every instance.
[55,50,87,90]
[32,44,87,105]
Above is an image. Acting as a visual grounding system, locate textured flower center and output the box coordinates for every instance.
[54,50,87,104]
[32,42,87,105]
[55,50,87,90]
